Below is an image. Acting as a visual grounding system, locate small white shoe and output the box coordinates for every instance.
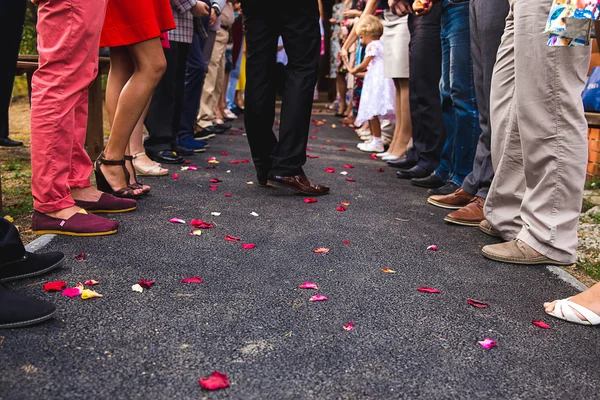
[382,155,400,161]
[358,140,384,153]
[224,109,238,120]
[546,297,600,326]
[376,152,389,158]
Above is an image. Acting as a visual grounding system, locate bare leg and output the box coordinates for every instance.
[217,70,231,119]
[369,117,381,138]
[388,78,412,157]
[128,98,167,174]
[102,38,166,193]
[336,73,347,113]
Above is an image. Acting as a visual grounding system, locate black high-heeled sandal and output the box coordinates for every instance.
[124,155,150,194]
[95,153,143,199]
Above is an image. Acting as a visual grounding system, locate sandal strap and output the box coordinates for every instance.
[124,155,133,161]
[98,156,125,166]
[132,152,147,159]
[565,300,600,325]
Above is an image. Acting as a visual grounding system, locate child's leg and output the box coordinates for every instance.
[369,117,381,139]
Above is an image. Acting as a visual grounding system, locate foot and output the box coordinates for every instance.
[98,162,144,197]
[132,153,168,176]
[0,137,24,147]
[444,197,485,227]
[75,193,137,214]
[376,152,389,158]
[479,220,501,238]
[0,250,65,282]
[0,288,56,329]
[396,165,431,180]
[387,157,416,169]
[410,173,446,189]
[544,283,600,325]
[45,205,82,220]
[357,140,384,153]
[268,173,330,196]
[71,187,103,203]
[427,182,460,195]
[124,157,151,193]
[32,209,119,236]
[177,136,207,153]
[481,239,570,265]
[428,188,474,210]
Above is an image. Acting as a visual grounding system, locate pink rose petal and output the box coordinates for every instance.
[224,193,232,197]
[225,234,241,242]
[314,248,330,254]
[84,280,100,286]
[417,287,440,294]
[370,154,377,159]
[172,173,179,179]
[182,276,204,283]
[170,218,186,224]
[304,198,318,204]
[44,281,67,292]
[467,298,489,308]
[199,371,230,391]
[478,338,497,349]
[427,245,438,251]
[241,243,256,249]
[343,322,354,331]
[325,168,336,173]
[309,294,328,302]
[209,185,218,191]
[532,320,551,329]
[62,286,83,298]
[221,151,229,156]
[306,147,313,151]
[312,129,319,133]
[188,165,198,171]
[298,282,318,290]
[138,279,156,289]
[209,178,222,183]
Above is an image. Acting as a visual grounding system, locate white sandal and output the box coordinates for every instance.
[546,297,600,326]
[132,152,169,177]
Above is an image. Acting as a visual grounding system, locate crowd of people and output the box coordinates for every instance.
[2,0,600,328]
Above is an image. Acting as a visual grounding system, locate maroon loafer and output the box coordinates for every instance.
[32,210,119,236]
[74,193,136,213]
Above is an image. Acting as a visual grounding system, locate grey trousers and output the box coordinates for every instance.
[484,0,591,263]
[461,0,509,199]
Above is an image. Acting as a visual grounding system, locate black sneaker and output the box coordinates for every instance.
[428,182,460,196]
[0,287,56,328]
[0,251,65,282]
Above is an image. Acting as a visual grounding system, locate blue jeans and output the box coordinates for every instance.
[434,0,481,186]
[178,32,207,140]
[226,44,243,109]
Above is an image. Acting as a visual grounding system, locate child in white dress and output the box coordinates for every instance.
[344,15,396,153]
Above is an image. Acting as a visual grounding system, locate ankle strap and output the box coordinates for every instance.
[132,152,146,159]
[98,156,125,166]
[124,155,133,161]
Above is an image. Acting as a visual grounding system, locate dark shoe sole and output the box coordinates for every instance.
[0,309,56,329]
[443,216,482,227]
[427,198,464,210]
[0,254,66,283]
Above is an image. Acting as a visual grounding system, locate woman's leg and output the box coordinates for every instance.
[389,78,412,157]
[336,73,347,113]
[128,98,167,173]
[103,38,166,192]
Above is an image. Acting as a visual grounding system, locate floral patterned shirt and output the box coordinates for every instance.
[545,0,600,46]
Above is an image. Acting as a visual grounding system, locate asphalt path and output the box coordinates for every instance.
[1,112,599,399]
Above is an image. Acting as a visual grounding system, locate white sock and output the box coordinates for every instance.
[372,137,382,144]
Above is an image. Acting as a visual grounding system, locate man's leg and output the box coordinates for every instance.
[512,0,590,263]
[274,2,320,176]
[405,6,445,172]
[242,4,279,181]
[0,0,26,145]
[227,45,243,109]
[179,32,207,140]
[461,0,509,199]
[198,29,228,128]
[435,23,454,183]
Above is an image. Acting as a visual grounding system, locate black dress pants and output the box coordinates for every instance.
[242,0,320,177]
[406,5,446,172]
[144,41,190,154]
[0,218,25,265]
[0,0,27,139]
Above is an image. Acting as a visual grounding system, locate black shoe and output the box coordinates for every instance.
[396,165,431,180]
[147,150,184,164]
[204,125,226,134]
[0,287,56,329]
[215,123,232,132]
[173,145,194,156]
[194,131,216,141]
[428,182,460,196]
[387,157,417,169]
[0,251,65,282]
[410,172,446,188]
[231,106,244,116]
[0,138,24,147]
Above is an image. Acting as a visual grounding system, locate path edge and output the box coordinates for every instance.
[25,234,56,253]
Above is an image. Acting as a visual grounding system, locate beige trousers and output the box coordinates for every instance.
[198,28,228,128]
[484,0,591,263]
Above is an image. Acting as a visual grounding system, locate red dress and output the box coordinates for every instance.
[100,0,175,48]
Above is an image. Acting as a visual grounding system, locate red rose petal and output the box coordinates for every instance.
[325,168,336,173]
[343,322,354,331]
[138,279,156,289]
[343,164,355,169]
[190,220,214,229]
[209,185,218,191]
[209,178,222,183]
[342,240,351,245]
[75,253,87,261]
[241,159,250,163]
[306,147,313,151]
[378,168,385,172]
[182,276,204,283]
[307,155,319,159]
[312,129,319,133]
[172,173,179,179]
[43,281,67,292]
[241,243,256,249]
[467,298,489,309]
[84,280,100,286]
[417,287,440,294]
[184,160,191,164]
[304,198,318,204]
[221,151,229,156]
[308,135,318,139]
[336,206,347,212]
[370,154,377,159]
[532,320,551,329]
[225,234,241,242]
[346,178,356,182]
[229,160,240,165]
[339,145,347,149]
[224,193,232,197]
[199,371,230,391]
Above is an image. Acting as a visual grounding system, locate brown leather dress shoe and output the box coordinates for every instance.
[268,174,330,196]
[428,188,474,210]
[444,196,484,226]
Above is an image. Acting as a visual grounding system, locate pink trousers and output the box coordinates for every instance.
[30,0,108,213]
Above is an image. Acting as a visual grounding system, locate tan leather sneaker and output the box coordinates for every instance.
[479,220,501,238]
[427,188,474,210]
[482,239,569,265]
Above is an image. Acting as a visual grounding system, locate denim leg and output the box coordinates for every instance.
[178,32,207,140]
[435,32,454,182]
[227,45,243,109]
[436,0,481,187]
